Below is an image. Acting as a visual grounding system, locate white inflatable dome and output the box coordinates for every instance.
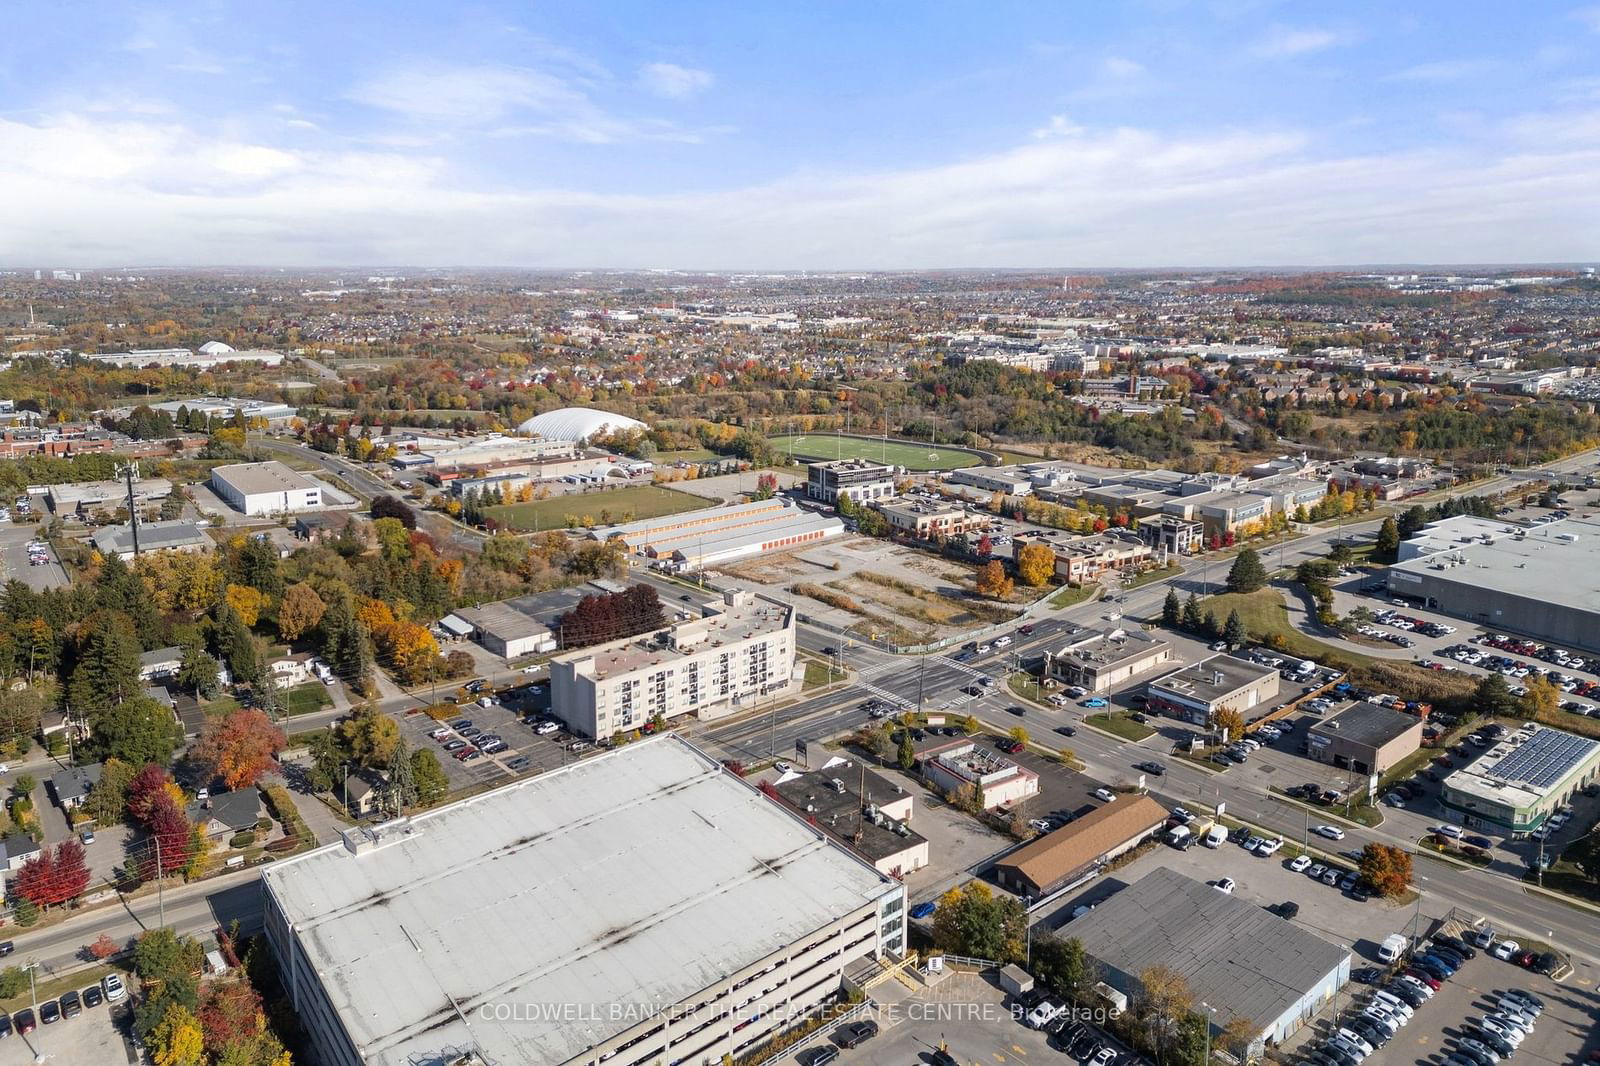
[516,407,647,441]
[199,340,236,355]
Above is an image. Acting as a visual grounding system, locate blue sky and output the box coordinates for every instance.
[1,1,1597,267]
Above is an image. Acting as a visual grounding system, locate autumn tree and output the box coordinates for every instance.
[150,1002,205,1066]
[898,732,916,772]
[88,933,120,960]
[341,705,400,769]
[371,494,417,529]
[276,582,327,641]
[1517,675,1558,721]
[975,560,1013,599]
[1219,1014,1259,1060]
[1008,725,1030,746]
[224,584,265,628]
[1357,842,1412,898]
[1374,517,1400,558]
[144,798,197,878]
[128,764,185,826]
[14,840,91,906]
[1016,542,1056,587]
[1213,707,1246,741]
[86,757,136,825]
[930,881,1027,962]
[192,709,286,791]
[1135,964,1194,1063]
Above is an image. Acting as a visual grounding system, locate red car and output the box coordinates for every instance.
[1513,950,1537,968]
[998,739,1024,754]
[1404,969,1441,990]
[452,746,479,761]
[1436,756,1454,768]
[1018,624,1035,636]
[13,1009,34,1034]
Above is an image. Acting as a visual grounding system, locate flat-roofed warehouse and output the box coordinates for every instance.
[993,794,1168,898]
[1440,724,1600,835]
[1387,514,1600,652]
[262,736,907,1066]
[1069,867,1350,1055]
[593,498,843,570]
[210,460,322,516]
[1306,701,1423,775]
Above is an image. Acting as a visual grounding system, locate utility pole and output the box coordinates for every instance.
[154,834,166,929]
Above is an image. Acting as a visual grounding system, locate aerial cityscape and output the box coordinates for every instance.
[0,4,1597,1066]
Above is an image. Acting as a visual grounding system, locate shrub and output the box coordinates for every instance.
[229,831,256,849]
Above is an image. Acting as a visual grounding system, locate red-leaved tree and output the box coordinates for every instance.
[15,840,91,906]
[142,798,196,878]
[191,708,285,791]
[127,763,179,826]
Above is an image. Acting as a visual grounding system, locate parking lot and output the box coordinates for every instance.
[0,521,67,591]
[0,981,135,1065]
[1288,934,1598,1066]
[1033,823,1411,958]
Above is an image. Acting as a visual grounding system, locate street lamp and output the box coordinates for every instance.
[1200,1001,1218,1064]
[1407,875,1429,952]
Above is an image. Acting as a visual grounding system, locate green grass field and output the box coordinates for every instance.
[485,485,706,530]
[767,433,980,471]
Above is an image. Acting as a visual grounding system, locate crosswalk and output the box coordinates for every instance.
[858,681,914,710]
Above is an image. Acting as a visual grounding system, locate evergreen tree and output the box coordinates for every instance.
[1225,547,1267,594]
[1374,517,1401,558]
[213,602,261,684]
[67,610,143,710]
[1181,592,1203,631]
[898,733,916,772]
[387,738,417,815]
[1223,609,1247,647]
[1161,588,1181,628]
[176,644,221,699]
[1202,609,1220,638]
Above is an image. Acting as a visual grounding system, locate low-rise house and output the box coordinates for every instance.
[0,833,40,873]
[187,790,263,840]
[341,772,386,817]
[138,646,185,683]
[48,763,103,812]
[267,654,315,690]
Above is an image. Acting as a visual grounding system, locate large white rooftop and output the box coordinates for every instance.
[263,736,895,1066]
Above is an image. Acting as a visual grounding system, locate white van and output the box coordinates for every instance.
[1202,824,1227,849]
[1166,825,1192,848]
[1378,933,1408,963]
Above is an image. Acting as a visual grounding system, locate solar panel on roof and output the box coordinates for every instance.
[1487,730,1597,790]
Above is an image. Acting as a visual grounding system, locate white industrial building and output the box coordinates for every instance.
[210,461,323,516]
[439,602,557,660]
[261,736,907,1066]
[550,589,796,739]
[87,346,285,369]
[594,497,844,571]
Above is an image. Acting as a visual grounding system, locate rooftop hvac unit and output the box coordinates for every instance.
[1212,672,1224,686]
[829,778,847,794]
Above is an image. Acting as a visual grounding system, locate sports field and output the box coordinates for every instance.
[485,485,705,530]
[767,433,980,470]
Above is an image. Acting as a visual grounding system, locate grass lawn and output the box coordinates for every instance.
[283,682,334,717]
[1048,584,1097,609]
[655,448,718,463]
[1084,712,1156,741]
[1173,751,1226,773]
[202,695,243,717]
[1122,563,1183,590]
[803,659,845,689]
[1007,671,1047,704]
[766,433,980,471]
[1190,587,1377,670]
[485,484,706,530]
[990,448,1046,465]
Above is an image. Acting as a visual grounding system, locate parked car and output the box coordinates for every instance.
[1093,788,1116,803]
[838,1020,878,1048]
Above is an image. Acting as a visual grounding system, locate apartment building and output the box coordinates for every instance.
[876,498,984,540]
[550,589,796,739]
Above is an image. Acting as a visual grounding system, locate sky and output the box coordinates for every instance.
[1,1,1598,269]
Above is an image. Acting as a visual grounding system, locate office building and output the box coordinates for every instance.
[769,763,929,878]
[262,736,907,1066]
[1069,868,1350,1055]
[1017,531,1152,585]
[993,795,1168,898]
[805,459,896,506]
[1138,515,1204,556]
[1146,655,1281,727]
[1044,629,1175,694]
[1387,515,1600,652]
[875,498,983,540]
[47,477,172,514]
[946,467,1034,497]
[916,739,1039,810]
[1306,702,1423,776]
[1439,725,1600,835]
[210,461,323,516]
[550,589,795,739]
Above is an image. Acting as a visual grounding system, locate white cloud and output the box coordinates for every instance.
[349,62,710,143]
[1384,60,1495,83]
[1251,26,1346,58]
[1032,115,1085,139]
[1101,56,1144,79]
[0,110,1596,268]
[1574,5,1600,32]
[638,63,714,100]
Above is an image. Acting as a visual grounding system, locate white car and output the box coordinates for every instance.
[1306,863,1326,880]
[102,973,127,1002]
[521,665,542,674]
[1435,824,1463,839]
[1213,877,1235,894]
[534,720,560,735]
[773,761,792,774]
[1477,1017,1525,1047]
[1314,825,1345,840]
[1093,788,1116,803]
[994,635,1013,648]
[1254,837,1283,857]
[976,644,992,654]
[1490,939,1520,961]
[1289,854,1312,872]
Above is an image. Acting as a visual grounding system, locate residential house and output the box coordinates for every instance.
[47,763,103,812]
[0,832,41,873]
[187,790,263,841]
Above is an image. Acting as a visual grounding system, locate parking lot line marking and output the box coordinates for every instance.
[1009,1044,1027,1055]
